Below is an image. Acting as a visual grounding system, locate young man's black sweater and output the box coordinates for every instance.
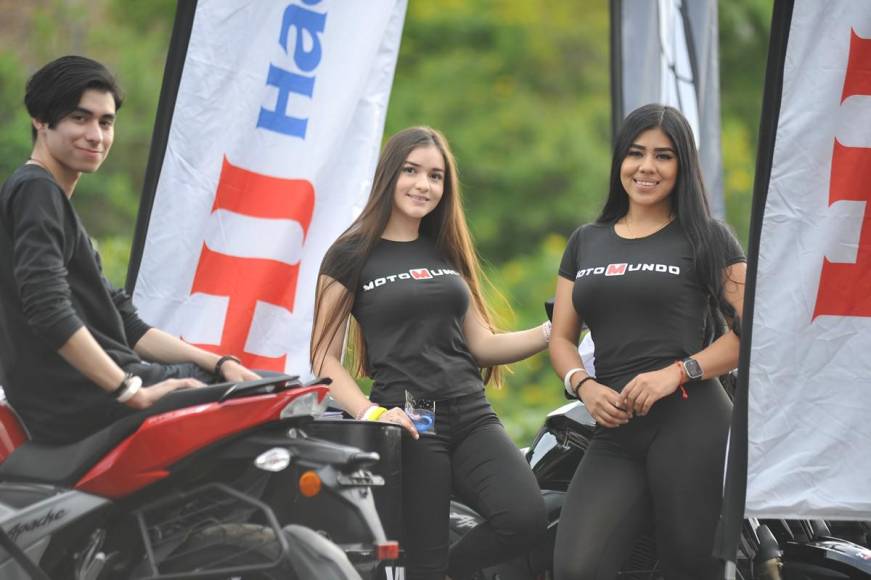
[0,164,150,443]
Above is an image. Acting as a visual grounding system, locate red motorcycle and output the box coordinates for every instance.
[0,376,398,579]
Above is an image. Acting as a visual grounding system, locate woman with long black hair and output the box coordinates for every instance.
[549,104,746,579]
[310,126,548,580]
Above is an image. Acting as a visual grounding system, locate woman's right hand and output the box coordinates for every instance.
[577,380,631,428]
[377,406,420,439]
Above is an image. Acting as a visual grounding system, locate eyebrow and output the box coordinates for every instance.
[628,143,675,153]
[71,107,116,121]
[403,161,444,172]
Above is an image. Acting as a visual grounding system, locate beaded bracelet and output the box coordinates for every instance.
[573,376,595,400]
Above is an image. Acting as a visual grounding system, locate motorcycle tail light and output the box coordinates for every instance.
[376,541,400,561]
[298,470,322,497]
[280,391,328,419]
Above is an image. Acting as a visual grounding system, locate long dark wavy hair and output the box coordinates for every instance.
[599,104,740,336]
[310,126,500,384]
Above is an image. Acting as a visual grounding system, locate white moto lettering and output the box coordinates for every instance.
[399,273,410,280]
[363,281,374,291]
[374,278,386,287]
[655,264,667,272]
[668,266,680,275]
[642,264,654,272]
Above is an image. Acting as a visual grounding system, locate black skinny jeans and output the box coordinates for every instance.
[553,379,732,580]
[377,390,547,580]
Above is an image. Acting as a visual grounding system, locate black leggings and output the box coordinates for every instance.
[378,390,547,580]
[553,379,732,580]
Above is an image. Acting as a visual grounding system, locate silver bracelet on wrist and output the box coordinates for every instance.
[542,321,553,343]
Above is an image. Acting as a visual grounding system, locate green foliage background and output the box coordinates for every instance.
[0,0,772,444]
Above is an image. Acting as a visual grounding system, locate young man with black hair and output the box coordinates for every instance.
[0,55,259,444]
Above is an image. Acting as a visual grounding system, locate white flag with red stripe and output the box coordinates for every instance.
[130,1,407,376]
[745,1,871,518]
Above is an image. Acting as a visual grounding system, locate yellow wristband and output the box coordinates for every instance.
[363,406,388,421]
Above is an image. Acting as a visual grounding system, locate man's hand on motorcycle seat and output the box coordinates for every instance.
[219,360,261,383]
[125,377,205,409]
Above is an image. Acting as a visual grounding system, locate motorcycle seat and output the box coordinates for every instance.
[0,384,234,487]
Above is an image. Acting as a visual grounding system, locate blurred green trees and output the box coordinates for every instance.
[0,0,772,443]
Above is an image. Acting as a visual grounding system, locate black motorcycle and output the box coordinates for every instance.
[450,399,871,579]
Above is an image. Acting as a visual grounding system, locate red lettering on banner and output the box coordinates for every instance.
[189,157,315,369]
[841,29,871,103]
[813,30,871,320]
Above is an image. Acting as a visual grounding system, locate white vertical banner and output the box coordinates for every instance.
[132,0,407,375]
[746,0,871,518]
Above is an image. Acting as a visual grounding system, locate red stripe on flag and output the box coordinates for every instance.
[213,156,315,236]
[812,146,871,320]
[189,244,300,371]
[184,158,316,371]
[813,28,871,320]
[841,29,871,103]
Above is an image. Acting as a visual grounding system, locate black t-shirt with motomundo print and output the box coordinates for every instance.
[325,236,483,404]
[558,220,745,391]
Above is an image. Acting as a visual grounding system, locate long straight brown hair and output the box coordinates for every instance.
[310,126,500,385]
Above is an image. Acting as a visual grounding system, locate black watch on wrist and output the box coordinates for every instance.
[681,357,703,381]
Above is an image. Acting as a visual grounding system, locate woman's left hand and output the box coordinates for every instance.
[620,364,682,416]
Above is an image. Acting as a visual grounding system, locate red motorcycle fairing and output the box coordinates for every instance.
[0,401,28,462]
[75,385,328,498]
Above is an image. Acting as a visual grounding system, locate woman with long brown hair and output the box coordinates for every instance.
[311,126,547,580]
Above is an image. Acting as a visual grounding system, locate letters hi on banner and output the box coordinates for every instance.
[189,158,314,371]
[814,29,871,320]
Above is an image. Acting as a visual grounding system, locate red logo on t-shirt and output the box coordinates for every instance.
[410,268,433,280]
[605,263,628,276]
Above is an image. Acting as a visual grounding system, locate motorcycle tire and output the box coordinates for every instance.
[160,523,298,579]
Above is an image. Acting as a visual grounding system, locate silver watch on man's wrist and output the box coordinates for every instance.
[681,357,704,381]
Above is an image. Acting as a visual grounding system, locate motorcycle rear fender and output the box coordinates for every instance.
[282,524,362,580]
[74,386,328,499]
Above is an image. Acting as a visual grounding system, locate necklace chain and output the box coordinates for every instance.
[27,157,48,169]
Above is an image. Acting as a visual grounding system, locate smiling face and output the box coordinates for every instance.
[619,127,678,213]
[390,144,446,227]
[36,88,116,180]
